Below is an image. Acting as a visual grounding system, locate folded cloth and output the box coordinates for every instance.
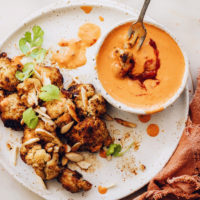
[136,75,200,200]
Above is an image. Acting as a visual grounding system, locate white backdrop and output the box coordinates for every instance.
[0,0,200,199]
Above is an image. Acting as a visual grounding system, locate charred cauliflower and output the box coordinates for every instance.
[34,65,63,88]
[17,78,42,107]
[0,93,26,130]
[67,83,106,119]
[20,121,63,180]
[0,52,21,91]
[58,168,92,193]
[66,117,112,152]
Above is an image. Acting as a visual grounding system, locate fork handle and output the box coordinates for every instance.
[137,0,151,22]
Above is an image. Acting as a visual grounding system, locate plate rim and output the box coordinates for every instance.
[0,0,190,199]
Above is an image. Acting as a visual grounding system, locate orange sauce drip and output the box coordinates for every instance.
[98,186,108,194]
[147,124,159,137]
[99,16,104,22]
[138,114,151,123]
[52,23,101,69]
[78,23,101,46]
[80,6,93,14]
[99,149,107,158]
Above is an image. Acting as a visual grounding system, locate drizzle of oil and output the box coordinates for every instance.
[147,124,159,137]
[99,16,104,22]
[138,114,151,123]
[80,6,93,14]
[98,186,108,194]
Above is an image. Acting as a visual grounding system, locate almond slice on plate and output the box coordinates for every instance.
[60,121,74,134]
[65,152,84,162]
[77,160,91,169]
[114,118,136,128]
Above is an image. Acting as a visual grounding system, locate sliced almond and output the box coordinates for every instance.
[106,183,116,189]
[60,121,74,134]
[34,67,42,80]
[77,160,91,169]
[37,175,47,190]
[106,155,112,161]
[13,147,19,166]
[61,157,68,166]
[35,107,51,119]
[103,113,113,121]
[71,142,82,152]
[114,118,136,128]
[66,99,79,122]
[41,71,51,86]
[65,152,84,162]
[22,138,40,146]
[40,107,47,113]
[35,128,62,146]
[27,89,38,106]
[81,87,88,109]
[54,146,59,153]
[20,119,24,125]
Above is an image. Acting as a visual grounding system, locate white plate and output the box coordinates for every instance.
[0,0,190,200]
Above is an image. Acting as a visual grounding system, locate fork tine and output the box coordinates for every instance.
[137,35,146,50]
[131,32,139,46]
[128,26,134,39]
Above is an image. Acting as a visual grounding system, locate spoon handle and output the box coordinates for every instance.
[138,0,151,22]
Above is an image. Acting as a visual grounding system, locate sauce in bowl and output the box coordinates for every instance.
[96,22,186,112]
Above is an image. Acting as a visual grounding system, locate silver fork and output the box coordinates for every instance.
[128,0,151,50]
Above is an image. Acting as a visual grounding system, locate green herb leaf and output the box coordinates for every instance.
[15,62,35,81]
[106,142,134,157]
[18,25,45,62]
[30,48,47,63]
[106,144,122,157]
[19,38,31,54]
[117,142,134,157]
[32,25,44,47]
[39,84,60,102]
[23,108,38,129]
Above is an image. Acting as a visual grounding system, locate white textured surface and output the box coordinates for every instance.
[0,0,199,200]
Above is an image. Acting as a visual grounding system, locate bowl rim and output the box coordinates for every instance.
[93,18,189,114]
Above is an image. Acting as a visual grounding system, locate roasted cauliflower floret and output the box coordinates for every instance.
[0,90,4,103]
[0,52,21,91]
[58,168,92,193]
[20,121,63,180]
[44,97,68,119]
[17,78,42,107]
[44,96,79,123]
[87,94,106,116]
[67,83,106,118]
[114,49,135,78]
[35,65,63,88]
[0,93,26,130]
[66,117,112,152]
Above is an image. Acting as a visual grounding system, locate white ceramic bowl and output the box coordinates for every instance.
[94,19,189,114]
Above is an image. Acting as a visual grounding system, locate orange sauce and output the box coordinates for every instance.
[138,114,151,123]
[147,124,159,137]
[96,23,185,109]
[99,16,104,22]
[98,186,108,194]
[52,23,101,69]
[80,6,93,14]
[99,149,107,158]
[78,23,101,46]
[52,39,87,69]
